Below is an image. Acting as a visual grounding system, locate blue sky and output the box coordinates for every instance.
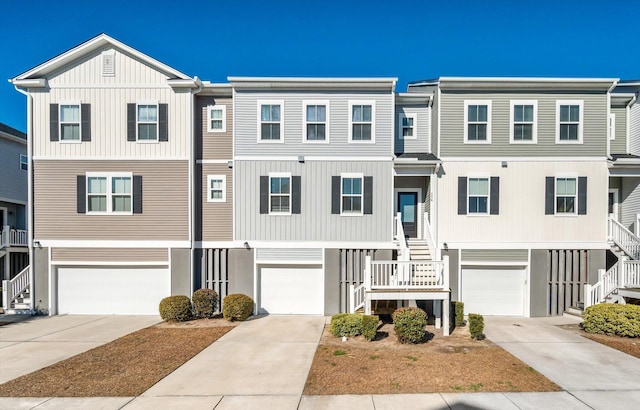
[1,0,638,132]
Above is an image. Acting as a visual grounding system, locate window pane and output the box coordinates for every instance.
[112,195,131,212]
[88,196,107,212]
[270,177,281,194]
[280,177,290,194]
[211,109,223,120]
[514,105,524,122]
[353,124,364,140]
[317,105,326,122]
[569,124,578,140]
[307,105,316,122]
[88,177,107,193]
[261,105,271,121]
[560,106,569,122]
[60,105,79,122]
[138,105,157,122]
[112,177,131,194]
[61,124,80,140]
[523,105,534,122]
[211,190,222,200]
[403,126,413,137]
[353,105,362,122]
[211,179,222,190]
[468,105,478,122]
[477,105,487,121]
[362,105,372,121]
[138,124,157,140]
[271,105,280,121]
[211,120,222,130]
[342,178,352,195]
[570,105,579,121]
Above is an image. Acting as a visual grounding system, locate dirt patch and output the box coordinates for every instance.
[558,323,640,359]
[0,319,234,397]
[304,320,560,394]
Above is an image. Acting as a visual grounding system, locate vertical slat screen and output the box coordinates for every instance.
[547,249,589,316]
[200,248,230,312]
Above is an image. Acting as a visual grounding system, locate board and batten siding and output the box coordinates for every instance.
[438,160,608,244]
[621,177,640,233]
[51,247,168,262]
[197,96,232,160]
[0,137,27,202]
[630,103,640,157]
[234,91,394,156]
[33,160,188,240]
[394,104,431,153]
[439,91,608,157]
[198,163,233,241]
[610,106,627,154]
[461,249,528,262]
[235,160,392,242]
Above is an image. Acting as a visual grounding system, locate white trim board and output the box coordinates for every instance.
[50,261,169,266]
[444,242,609,249]
[233,155,393,162]
[36,240,190,248]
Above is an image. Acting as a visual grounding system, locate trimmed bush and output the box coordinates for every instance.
[468,313,485,340]
[192,288,219,319]
[331,313,362,337]
[159,295,192,322]
[392,307,427,344]
[361,315,380,341]
[454,301,465,327]
[222,293,254,321]
[583,304,640,337]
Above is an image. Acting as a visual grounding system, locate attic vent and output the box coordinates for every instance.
[102,50,115,76]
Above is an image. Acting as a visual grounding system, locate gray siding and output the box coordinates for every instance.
[631,103,640,156]
[440,91,608,157]
[0,137,27,203]
[610,106,627,154]
[461,249,528,262]
[235,160,393,242]
[234,91,393,156]
[394,104,430,153]
[170,248,191,296]
[621,177,640,233]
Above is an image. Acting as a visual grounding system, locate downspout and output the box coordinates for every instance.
[13,84,35,315]
[190,77,203,295]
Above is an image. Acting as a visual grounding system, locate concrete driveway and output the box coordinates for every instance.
[0,315,160,384]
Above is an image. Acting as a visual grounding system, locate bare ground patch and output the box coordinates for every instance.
[558,323,640,359]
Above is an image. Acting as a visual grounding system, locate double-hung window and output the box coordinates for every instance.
[468,178,489,214]
[349,102,374,142]
[259,101,282,141]
[556,101,583,143]
[510,100,537,143]
[464,101,491,143]
[398,113,417,139]
[555,177,576,214]
[20,154,27,171]
[269,173,291,214]
[304,101,328,142]
[60,103,81,142]
[207,175,226,202]
[208,105,226,133]
[137,104,158,141]
[87,173,132,214]
[341,174,363,215]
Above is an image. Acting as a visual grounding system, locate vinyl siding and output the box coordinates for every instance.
[197,96,232,160]
[235,160,393,242]
[51,247,168,262]
[234,91,393,156]
[33,160,188,240]
[394,104,430,153]
[438,160,608,244]
[255,248,323,263]
[630,103,640,156]
[198,163,233,241]
[440,91,608,157]
[461,249,528,262]
[621,177,640,233]
[610,106,627,154]
[0,138,27,202]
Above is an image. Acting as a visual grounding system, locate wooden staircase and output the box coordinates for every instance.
[408,240,432,261]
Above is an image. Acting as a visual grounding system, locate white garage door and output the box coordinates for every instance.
[461,267,525,316]
[260,266,324,315]
[57,267,170,315]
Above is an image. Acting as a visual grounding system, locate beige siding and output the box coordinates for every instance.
[438,160,608,244]
[51,247,168,262]
[200,164,233,241]
[33,160,189,240]
[197,96,232,160]
[440,91,608,157]
[610,106,627,154]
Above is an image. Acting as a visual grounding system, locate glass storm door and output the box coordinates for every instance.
[398,192,418,238]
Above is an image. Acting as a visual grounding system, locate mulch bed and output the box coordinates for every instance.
[304,320,560,395]
[558,323,640,359]
[0,319,234,397]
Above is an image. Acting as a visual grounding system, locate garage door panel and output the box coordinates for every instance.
[462,268,525,316]
[58,267,170,315]
[260,266,323,315]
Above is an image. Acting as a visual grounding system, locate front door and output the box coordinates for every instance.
[608,189,619,221]
[398,192,418,238]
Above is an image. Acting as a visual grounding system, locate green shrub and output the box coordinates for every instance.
[331,313,362,337]
[392,307,427,344]
[192,288,219,319]
[222,293,254,321]
[468,313,485,340]
[159,295,192,322]
[582,304,640,337]
[454,301,465,327]
[361,315,380,341]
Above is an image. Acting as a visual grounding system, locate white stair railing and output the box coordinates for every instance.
[609,218,640,260]
[623,260,640,289]
[394,212,409,261]
[584,260,640,308]
[349,283,366,313]
[2,265,30,309]
[422,213,438,260]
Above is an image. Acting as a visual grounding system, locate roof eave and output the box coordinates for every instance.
[438,77,619,91]
[228,77,398,90]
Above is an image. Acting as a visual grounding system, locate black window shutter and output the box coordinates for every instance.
[133,175,143,214]
[259,176,269,214]
[458,177,467,215]
[127,103,136,141]
[159,103,168,141]
[331,176,341,214]
[50,104,59,141]
[76,175,86,214]
[578,177,587,215]
[490,176,499,215]
[545,177,555,215]
[364,176,373,214]
[81,103,91,141]
[292,176,301,214]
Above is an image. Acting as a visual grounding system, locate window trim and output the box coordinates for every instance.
[257,100,284,143]
[85,172,133,215]
[467,176,490,216]
[340,172,364,216]
[510,100,538,144]
[463,100,492,144]
[268,172,292,215]
[556,100,584,144]
[302,100,330,143]
[398,112,418,140]
[348,101,376,143]
[207,175,226,203]
[207,104,227,133]
[136,102,159,143]
[59,101,82,144]
[554,175,578,216]
[19,154,27,171]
